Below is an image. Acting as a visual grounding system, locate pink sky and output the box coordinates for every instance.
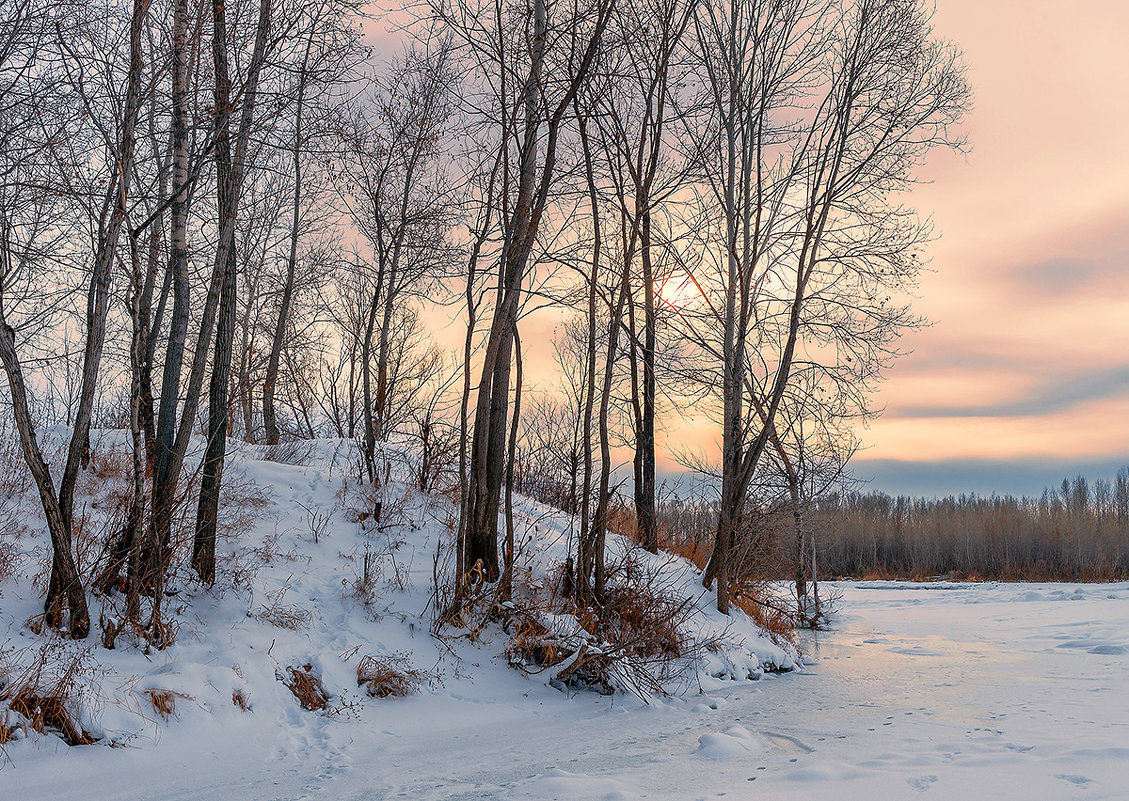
[651,2,1129,491]
[857,1,1129,467]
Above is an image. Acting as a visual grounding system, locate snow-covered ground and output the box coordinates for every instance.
[2,437,1128,799]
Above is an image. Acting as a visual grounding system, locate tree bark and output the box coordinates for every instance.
[193,0,273,584]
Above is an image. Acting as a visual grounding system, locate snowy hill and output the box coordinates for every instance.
[0,432,794,773]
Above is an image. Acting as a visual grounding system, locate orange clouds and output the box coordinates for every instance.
[862,1,1129,465]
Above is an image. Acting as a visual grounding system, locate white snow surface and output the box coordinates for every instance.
[2,435,1128,798]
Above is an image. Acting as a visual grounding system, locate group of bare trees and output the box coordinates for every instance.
[0,0,371,640]
[0,0,969,643]
[441,0,968,616]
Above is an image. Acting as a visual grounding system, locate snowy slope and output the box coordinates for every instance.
[0,433,793,781]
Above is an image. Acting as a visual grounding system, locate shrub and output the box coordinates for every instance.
[0,641,99,746]
[356,654,426,698]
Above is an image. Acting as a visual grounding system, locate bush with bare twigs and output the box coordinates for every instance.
[0,640,100,746]
[356,654,428,698]
[499,550,718,700]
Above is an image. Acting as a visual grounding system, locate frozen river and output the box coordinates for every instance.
[7,581,1128,800]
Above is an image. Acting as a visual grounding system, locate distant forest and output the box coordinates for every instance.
[514,465,1129,584]
[810,471,1129,581]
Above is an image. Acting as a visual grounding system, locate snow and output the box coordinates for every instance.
[2,435,1128,798]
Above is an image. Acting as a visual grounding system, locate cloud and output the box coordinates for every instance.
[889,365,1129,420]
[998,213,1129,298]
[1010,258,1097,296]
[853,456,1129,499]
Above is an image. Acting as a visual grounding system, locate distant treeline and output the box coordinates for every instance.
[513,458,1129,582]
[811,471,1129,581]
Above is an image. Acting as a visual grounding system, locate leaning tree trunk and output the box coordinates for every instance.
[0,322,90,637]
[464,0,546,583]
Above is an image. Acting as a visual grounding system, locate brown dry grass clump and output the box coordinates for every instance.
[577,582,684,661]
[286,665,329,711]
[356,654,426,698]
[7,692,95,745]
[0,641,99,746]
[146,688,191,721]
[504,616,561,669]
[252,601,312,632]
[732,582,797,649]
[232,689,250,711]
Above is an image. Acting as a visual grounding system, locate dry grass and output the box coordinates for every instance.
[285,665,329,711]
[0,537,19,583]
[0,640,98,746]
[145,688,191,721]
[356,654,426,698]
[232,688,250,711]
[0,716,16,745]
[261,441,315,466]
[732,580,798,649]
[217,473,273,544]
[607,504,711,570]
[499,552,705,699]
[6,692,95,745]
[252,600,312,632]
[576,581,684,661]
[504,616,561,669]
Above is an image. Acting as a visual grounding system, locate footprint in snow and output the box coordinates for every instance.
[1054,774,1093,787]
[906,775,938,792]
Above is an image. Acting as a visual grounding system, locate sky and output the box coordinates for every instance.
[671,0,1129,498]
[847,0,1129,496]
[384,1,1129,499]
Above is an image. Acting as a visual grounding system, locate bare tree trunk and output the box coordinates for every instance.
[373,265,398,441]
[19,0,150,637]
[501,329,522,601]
[0,321,90,637]
[465,0,547,582]
[636,210,657,552]
[360,268,382,482]
[264,28,314,446]
[575,104,599,600]
[150,0,191,578]
[193,0,273,584]
[124,233,147,622]
[462,0,614,585]
[588,264,630,601]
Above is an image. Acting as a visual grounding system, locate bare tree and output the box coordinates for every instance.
[192,0,275,584]
[684,0,968,611]
[429,0,617,586]
[0,0,151,638]
[336,45,458,482]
